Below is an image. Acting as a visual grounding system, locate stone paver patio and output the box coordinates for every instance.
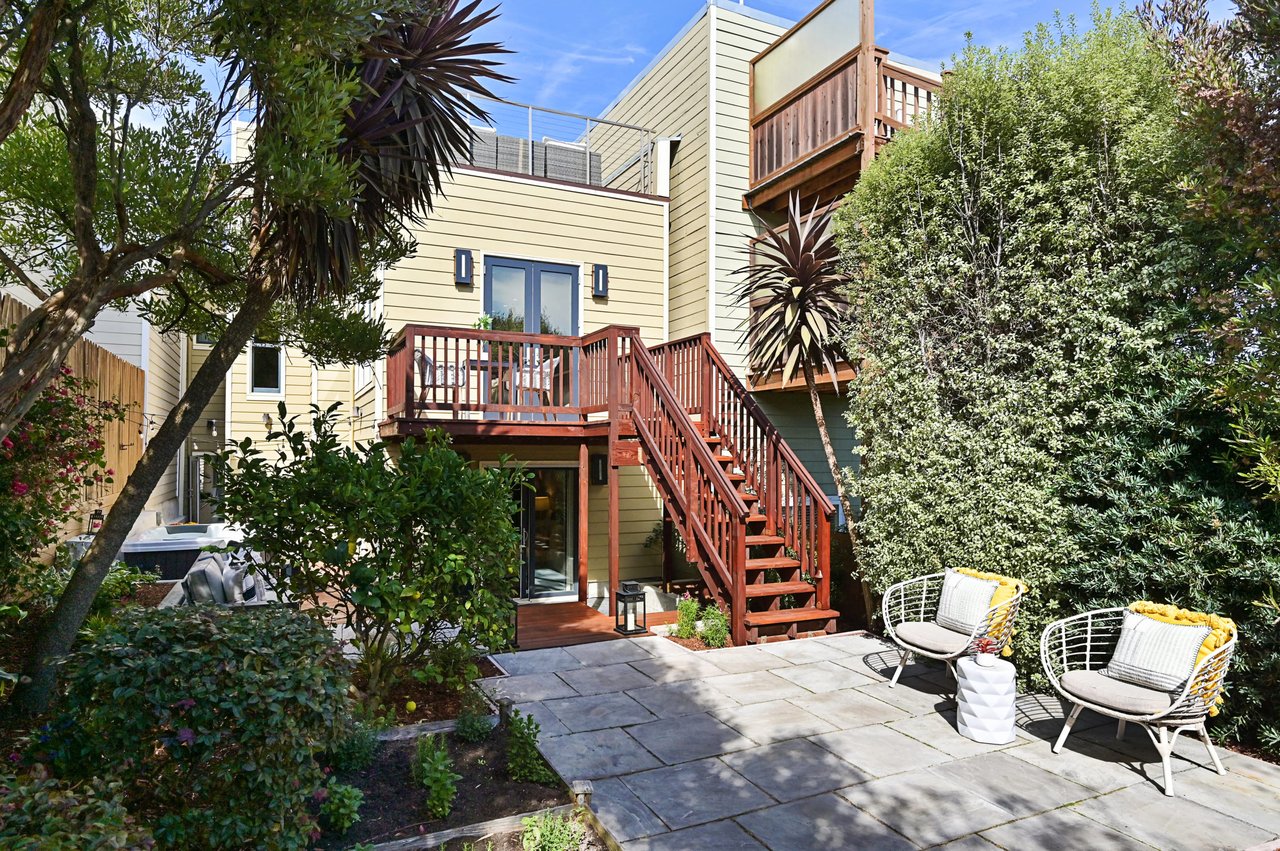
[482,632,1280,850]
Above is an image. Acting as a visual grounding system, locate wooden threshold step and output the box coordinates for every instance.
[744,581,815,598]
[743,608,839,627]
[745,534,785,547]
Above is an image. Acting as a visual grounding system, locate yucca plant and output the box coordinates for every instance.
[732,192,873,625]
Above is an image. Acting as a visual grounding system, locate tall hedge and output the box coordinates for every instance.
[838,12,1280,753]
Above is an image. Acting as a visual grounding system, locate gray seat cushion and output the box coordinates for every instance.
[183,553,228,605]
[895,620,971,656]
[1060,669,1177,717]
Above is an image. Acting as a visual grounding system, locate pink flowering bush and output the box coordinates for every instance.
[0,367,127,602]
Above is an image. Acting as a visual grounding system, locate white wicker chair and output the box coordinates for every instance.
[1040,607,1237,796]
[881,572,1026,686]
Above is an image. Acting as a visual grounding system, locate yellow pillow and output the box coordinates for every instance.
[1128,601,1236,715]
[956,568,1027,653]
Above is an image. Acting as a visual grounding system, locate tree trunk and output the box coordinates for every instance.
[0,0,66,146]
[6,282,275,718]
[803,361,874,628]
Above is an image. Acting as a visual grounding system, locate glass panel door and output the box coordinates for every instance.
[516,468,577,598]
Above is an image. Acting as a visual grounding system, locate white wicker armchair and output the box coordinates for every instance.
[881,572,1025,686]
[1040,608,1236,796]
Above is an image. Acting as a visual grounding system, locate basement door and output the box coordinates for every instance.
[515,467,579,599]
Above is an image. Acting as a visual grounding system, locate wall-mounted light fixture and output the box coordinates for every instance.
[592,263,609,298]
[262,412,273,432]
[207,419,218,439]
[455,248,474,286]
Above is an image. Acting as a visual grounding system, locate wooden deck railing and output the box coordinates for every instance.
[387,324,633,423]
[651,334,835,611]
[628,338,748,615]
[750,51,939,186]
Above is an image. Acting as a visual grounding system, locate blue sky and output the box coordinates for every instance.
[482,0,1234,118]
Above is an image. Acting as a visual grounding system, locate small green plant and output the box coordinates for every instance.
[506,709,557,785]
[0,765,154,848]
[454,688,494,744]
[320,781,364,833]
[674,593,699,639]
[330,716,382,772]
[700,604,729,648]
[412,734,460,819]
[521,810,583,851]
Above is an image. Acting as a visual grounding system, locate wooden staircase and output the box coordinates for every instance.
[629,333,838,645]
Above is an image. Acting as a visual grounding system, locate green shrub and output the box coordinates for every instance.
[214,407,522,711]
[506,709,557,785]
[520,811,582,851]
[700,604,729,648]
[319,782,364,834]
[94,562,155,614]
[674,593,699,639]
[329,717,382,772]
[46,606,349,850]
[411,735,460,819]
[0,765,154,850]
[838,10,1280,753]
[454,688,494,744]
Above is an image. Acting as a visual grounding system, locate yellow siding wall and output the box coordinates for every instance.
[186,339,226,457]
[712,7,787,377]
[382,170,667,344]
[143,326,183,521]
[602,14,711,342]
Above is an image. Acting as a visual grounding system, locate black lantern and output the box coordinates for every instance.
[88,507,104,532]
[615,581,647,636]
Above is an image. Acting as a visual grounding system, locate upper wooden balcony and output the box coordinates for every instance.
[382,324,637,441]
[746,0,940,212]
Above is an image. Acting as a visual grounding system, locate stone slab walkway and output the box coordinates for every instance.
[481,633,1280,850]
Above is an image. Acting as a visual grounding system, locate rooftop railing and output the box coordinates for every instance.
[459,95,658,195]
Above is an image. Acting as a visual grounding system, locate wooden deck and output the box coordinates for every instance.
[515,602,678,651]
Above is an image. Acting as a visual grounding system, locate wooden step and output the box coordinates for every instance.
[745,556,800,571]
[744,581,815,598]
[703,435,721,446]
[745,534,785,547]
[740,492,759,504]
[745,513,768,525]
[743,607,839,627]
[726,472,746,483]
[712,454,735,465]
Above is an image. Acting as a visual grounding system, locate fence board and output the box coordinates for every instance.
[0,294,148,532]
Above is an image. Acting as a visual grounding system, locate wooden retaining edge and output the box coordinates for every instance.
[362,803,577,851]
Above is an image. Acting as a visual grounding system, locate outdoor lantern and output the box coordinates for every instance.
[455,248,474,286]
[615,581,647,636]
[592,263,609,298]
[207,419,218,439]
[88,507,104,532]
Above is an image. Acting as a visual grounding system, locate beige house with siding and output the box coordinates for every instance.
[175,0,939,644]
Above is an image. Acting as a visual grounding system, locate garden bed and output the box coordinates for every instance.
[122,581,174,608]
[316,725,563,849]
[664,634,734,652]
[435,821,607,851]
[361,658,504,726]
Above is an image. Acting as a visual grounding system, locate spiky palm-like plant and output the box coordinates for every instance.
[732,193,873,625]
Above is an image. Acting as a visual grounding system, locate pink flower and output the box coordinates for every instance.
[0,437,11,451]
[106,469,114,477]
[175,728,195,745]
[312,787,329,803]
[11,481,28,497]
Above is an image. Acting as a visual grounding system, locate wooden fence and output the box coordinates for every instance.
[0,294,147,529]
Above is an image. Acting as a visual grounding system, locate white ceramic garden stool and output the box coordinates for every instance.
[955,656,1017,745]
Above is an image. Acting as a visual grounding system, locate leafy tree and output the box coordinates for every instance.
[1142,1,1280,497]
[3,0,510,716]
[839,12,1280,754]
[731,194,873,625]
[212,405,523,710]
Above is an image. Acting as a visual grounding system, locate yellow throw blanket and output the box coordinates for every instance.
[956,568,1028,654]
[1129,601,1236,715]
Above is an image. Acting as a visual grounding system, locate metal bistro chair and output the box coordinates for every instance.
[1041,607,1237,796]
[882,571,1026,686]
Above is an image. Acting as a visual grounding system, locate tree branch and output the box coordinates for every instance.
[0,0,66,147]
[0,244,50,300]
